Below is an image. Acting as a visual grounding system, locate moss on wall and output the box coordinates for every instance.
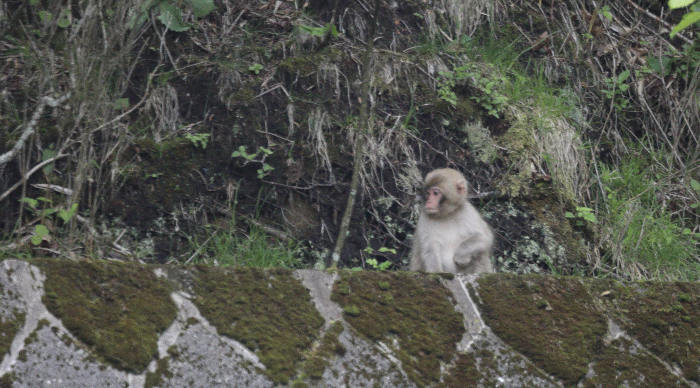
[442,352,482,387]
[192,266,324,384]
[583,337,685,387]
[301,320,346,380]
[476,274,607,385]
[588,279,699,383]
[331,271,464,386]
[36,259,177,372]
[0,310,24,359]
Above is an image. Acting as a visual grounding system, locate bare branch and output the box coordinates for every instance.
[0,154,69,202]
[0,93,70,166]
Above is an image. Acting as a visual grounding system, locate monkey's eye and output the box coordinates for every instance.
[427,188,441,196]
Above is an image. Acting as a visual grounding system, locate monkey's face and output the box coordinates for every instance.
[424,186,443,215]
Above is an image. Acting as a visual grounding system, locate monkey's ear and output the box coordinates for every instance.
[456,180,466,196]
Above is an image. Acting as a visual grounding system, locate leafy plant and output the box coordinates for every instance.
[298,23,339,39]
[20,197,79,246]
[565,206,597,226]
[184,132,210,149]
[195,222,302,268]
[598,156,699,281]
[668,0,700,37]
[231,145,275,179]
[248,63,263,75]
[128,0,216,32]
[602,70,631,111]
[360,246,396,270]
[438,63,508,118]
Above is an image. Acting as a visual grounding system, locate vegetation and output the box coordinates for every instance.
[0,1,697,281]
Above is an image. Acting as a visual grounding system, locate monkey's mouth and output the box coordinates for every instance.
[425,207,440,214]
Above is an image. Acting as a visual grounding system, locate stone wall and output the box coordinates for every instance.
[0,259,696,387]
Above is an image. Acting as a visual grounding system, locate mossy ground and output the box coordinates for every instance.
[191,266,324,384]
[330,271,464,386]
[476,274,607,385]
[35,258,177,372]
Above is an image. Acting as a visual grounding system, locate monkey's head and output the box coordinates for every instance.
[422,168,467,218]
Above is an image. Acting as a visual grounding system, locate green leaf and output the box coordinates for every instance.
[669,0,695,9]
[259,146,273,156]
[601,5,613,21]
[42,148,57,175]
[29,0,39,5]
[158,2,190,32]
[378,247,397,254]
[298,24,328,37]
[565,211,575,218]
[670,11,700,37]
[326,23,339,38]
[378,261,391,270]
[690,178,700,194]
[58,203,78,223]
[20,197,38,209]
[248,63,263,74]
[38,10,52,23]
[617,70,630,83]
[114,98,129,110]
[57,9,71,28]
[40,208,58,217]
[31,224,49,246]
[187,0,216,18]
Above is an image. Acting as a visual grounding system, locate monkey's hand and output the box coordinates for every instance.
[453,235,488,266]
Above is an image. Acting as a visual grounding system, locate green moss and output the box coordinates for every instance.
[278,48,341,75]
[36,258,177,373]
[331,271,464,386]
[495,116,536,198]
[442,353,482,387]
[589,280,699,383]
[582,337,685,387]
[144,357,172,388]
[301,321,345,380]
[343,305,360,316]
[0,372,15,388]
[0,308,24,358]
[192,266,324,384]
[476,274,607,385]
[17,349,26,362]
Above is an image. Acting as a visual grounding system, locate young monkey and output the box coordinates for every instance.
[409,168,494,274]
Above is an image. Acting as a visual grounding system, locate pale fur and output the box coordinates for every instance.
[410,169,494,274]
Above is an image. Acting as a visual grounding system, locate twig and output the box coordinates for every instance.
[0,154,69,202]
[331,0,380,267]
[622,0,693,46]
[0,93,70,166]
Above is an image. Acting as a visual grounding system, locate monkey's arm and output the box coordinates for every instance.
[409,238,423,271]
[453,232,493,267]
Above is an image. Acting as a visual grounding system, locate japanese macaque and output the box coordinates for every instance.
[409,168,494,274]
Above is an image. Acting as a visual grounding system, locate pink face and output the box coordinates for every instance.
[424,186,442,214]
